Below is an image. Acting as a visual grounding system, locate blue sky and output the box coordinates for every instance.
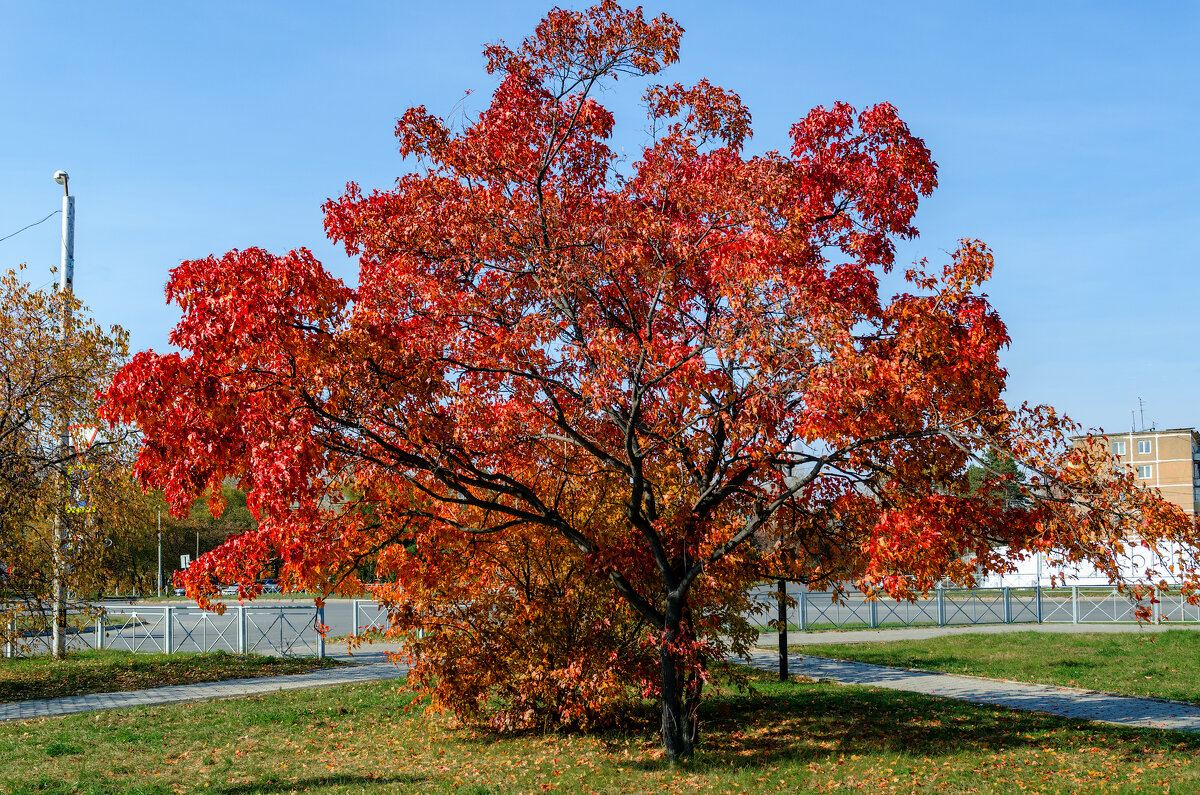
[2,2,1197,434]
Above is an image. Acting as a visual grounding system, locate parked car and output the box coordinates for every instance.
[260,579,282,594]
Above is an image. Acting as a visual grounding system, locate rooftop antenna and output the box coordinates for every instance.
[1139,397,1146,432]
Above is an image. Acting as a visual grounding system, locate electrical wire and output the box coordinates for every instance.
[0,209,61,244]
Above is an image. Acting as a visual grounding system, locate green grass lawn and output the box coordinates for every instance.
[799,630,1200,702]
[2,668,1199,794]
[0,649,343,703]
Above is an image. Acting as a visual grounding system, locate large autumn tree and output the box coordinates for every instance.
[104,2,1200,758]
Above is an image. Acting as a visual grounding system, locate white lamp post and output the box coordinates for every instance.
[50,170,74,658]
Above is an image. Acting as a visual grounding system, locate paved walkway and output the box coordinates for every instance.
[8,637,1200,733]
[744,648,1200,732]
[0,645,408,722]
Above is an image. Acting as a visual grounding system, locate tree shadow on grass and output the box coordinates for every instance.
[1050,658,1100,670]
[216,773,429,794]
[848,653,1101,675]
[625,677,1200,774]
[329,672,1200,780]
[435,681,1112,773]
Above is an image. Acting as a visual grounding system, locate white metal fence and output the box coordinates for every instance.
[7,586,1186,659]
[754,585,1193,631]
[351,600,388,638]
[348,599,428,641]
[4,604,326,658]
[352,588,1188,639]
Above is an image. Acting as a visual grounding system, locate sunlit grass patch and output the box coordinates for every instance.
[800,629,1200,703]
[2,666,1199,793]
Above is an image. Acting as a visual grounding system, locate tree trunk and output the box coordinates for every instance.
[777,578,788,681]
[659,598,701,760]
[51,514,66,659]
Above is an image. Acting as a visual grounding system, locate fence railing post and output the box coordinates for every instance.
[1003,587,1012,624]
[164,606,174,654]
[1071,586,1079,624]
[1153,598,1161,625]
[868,598,878,629]
[799,590,807,632]
[5,620,13,658]
[95,615,105,650]
[317,605,325,659]
[1036,585,1043,623]
[936,585,945,626]
[351,600,360,638]
[237,605,246,654]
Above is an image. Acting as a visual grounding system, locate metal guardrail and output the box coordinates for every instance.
[4,615,95,657]
[350,600,426,641]
[756,585,1191,631]
[351,600,388,637]
[3,604,326,658]
[7,586,1185,659]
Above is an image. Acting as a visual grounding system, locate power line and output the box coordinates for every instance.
[0,209,61,244]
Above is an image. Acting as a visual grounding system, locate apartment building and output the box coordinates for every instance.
[1078,427,1200,516]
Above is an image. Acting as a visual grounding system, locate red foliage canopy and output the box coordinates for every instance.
[103,2,1199,758]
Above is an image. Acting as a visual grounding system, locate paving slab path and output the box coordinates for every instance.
[0,645,409,723]
[8,640,1200,734]
[744,648,1200,732]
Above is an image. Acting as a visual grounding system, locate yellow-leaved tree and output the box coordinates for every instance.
[0,266,136,656]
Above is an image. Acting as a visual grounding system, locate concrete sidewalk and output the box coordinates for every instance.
[744,648,1200,732]
[0,644,409,723]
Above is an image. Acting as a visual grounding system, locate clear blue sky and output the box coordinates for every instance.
[2,2,1196,434]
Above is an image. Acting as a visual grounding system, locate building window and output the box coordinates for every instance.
[1113,441,1126,455]
[1138,440,1152,454]
[1138,465,1153,479]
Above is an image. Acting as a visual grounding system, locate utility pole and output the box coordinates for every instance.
[51,170,74,659]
